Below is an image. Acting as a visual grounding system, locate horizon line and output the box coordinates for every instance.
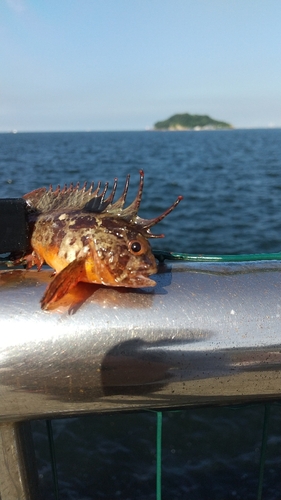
[1,126,280,134]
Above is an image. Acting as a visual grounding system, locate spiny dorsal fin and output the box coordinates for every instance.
[23,171,182,238]
[23,182,104,212]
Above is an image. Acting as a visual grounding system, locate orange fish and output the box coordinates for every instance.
[16,170,182,309]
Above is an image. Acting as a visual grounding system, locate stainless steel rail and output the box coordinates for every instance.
[1,260,281,498]
[1,260,281,418]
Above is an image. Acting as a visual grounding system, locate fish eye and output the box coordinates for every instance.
[129,240,143,255]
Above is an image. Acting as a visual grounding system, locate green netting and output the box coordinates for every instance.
[152,404,273,500]
[45,403,278,500]
[156,412,162,500]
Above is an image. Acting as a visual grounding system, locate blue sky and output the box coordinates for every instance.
[1,0,281,131]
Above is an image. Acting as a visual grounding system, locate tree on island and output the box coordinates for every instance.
[154,113,232,130]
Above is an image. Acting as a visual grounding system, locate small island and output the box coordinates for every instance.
[154,113,233,131]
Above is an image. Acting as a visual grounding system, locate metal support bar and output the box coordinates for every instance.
[0,421,40,500]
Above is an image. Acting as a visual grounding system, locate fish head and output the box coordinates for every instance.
[85,220,158,288]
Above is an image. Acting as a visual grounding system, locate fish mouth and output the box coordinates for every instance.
[132,275,156,287]
[116,272,156,288]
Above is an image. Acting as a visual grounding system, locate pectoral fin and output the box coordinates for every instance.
[41,258,87,310]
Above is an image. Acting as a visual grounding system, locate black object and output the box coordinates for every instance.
[0,198,29,254]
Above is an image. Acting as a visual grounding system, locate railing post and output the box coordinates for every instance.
[0,421,40,500]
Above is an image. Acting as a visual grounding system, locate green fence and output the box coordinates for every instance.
[31,401,281,499]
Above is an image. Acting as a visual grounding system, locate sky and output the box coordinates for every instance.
[1,0,281,131]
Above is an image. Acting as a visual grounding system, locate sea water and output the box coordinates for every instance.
[1,128,281,254]
[1,129,281,499]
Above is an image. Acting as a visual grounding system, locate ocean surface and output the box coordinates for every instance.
[1,128,281,255]
[1,129,281,499]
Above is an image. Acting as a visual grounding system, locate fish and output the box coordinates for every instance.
[15,170,182,310]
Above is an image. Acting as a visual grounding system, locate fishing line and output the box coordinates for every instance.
[154,251,281,263]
